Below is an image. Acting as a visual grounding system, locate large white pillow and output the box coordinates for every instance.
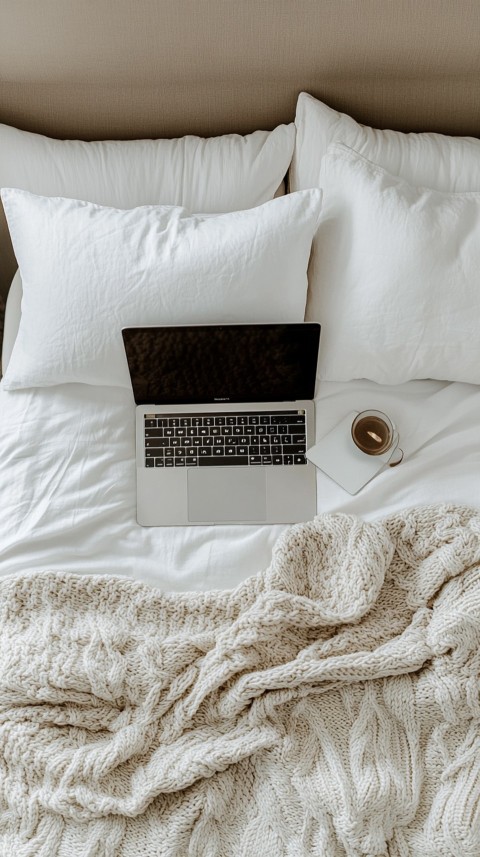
[309,144,480,385]
[290,92,480,195]
[1,187,322,390]
[0,122,294,212]
[0,122,295,299]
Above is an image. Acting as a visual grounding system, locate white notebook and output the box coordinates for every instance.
[307,411,397,495]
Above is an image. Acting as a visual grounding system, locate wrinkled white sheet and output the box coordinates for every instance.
[1,377,479,591]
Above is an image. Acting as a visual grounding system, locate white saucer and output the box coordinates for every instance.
[307,411,398,495]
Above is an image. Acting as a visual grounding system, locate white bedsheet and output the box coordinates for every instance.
[1,377,479,591]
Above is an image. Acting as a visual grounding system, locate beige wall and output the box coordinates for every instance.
[2,0,480,140]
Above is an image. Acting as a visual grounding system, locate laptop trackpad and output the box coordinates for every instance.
[188,467,267,523]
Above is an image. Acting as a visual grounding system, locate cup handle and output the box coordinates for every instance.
[388,447,404,467]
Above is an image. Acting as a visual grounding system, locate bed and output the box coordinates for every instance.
[1,2,480,854]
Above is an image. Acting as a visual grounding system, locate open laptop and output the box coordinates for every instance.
[122,323,320,526]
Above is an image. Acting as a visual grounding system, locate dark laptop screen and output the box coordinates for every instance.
[122,323,320,405]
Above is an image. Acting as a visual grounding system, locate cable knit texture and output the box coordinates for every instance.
[0,505,479,856]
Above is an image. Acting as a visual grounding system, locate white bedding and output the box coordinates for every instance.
[1,377,479,591]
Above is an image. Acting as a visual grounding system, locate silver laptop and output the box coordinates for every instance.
[122,323,320,526]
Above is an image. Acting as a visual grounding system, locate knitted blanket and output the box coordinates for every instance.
[0,505,479,857]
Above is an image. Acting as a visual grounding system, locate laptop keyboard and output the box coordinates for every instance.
[144,410,307,468]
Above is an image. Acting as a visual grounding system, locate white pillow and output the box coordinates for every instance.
[0,122,294,212]
[290,92,480,195]
[309,144,480,385]
[1,187,322,389]
[0,122,295,299]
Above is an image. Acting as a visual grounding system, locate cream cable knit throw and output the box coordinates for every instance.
[1,505,480,857]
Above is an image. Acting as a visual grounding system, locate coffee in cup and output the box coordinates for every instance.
[351,410,403,466]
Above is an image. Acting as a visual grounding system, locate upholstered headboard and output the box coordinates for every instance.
[1,0,480,300]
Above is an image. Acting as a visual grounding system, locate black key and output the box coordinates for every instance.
[145,428,164,437]
[186,457,198,466]
[294,455,307,465]
[175,448,186,456]
[199,427,208,436]
[283,455,293,465]
[214,437,224,446]
[176,427,186,436]
[199,456,249,466]
[171,438,181,447]
[226,416,236,425]
[203,437,214,446]
[271,416,289,424]
[153,448,164,457]
[290,417,306,424]
[260,436,270,445]
[203,417,214,426]
[249,446,260,455]
[192,437,202,446]
[257,425,266,435]
[192,418,202,426]
[226,437,238,446]
[175,459,185,466]
[145,449,162,457]
[145,458,154,467]
[155,458,164,467]
[169,418,179,427]
[290,425,307,434]
[248,416,259,425]
[210,426,220,435]
[199,447,209,456]
[238,416,248,425]
[267,426,276,434]
[233,426,243,435]
[165,448,174,457]
[283,444,306,455]
[237,446,248,454]
[271,436,281,445]
[249,455,262,464]
[259,416,270,424]
[221,426,232,436]
[145,438,169,448]
[226,447,236,456]
[273,456,283,465]
[283,435,292,445]
[271,445,282,455]
[165,459,174,467]
[184,438,192,447]
[237,436,249,445]
[293,436,306,445]
[213,447,224,455]
[187,427,197,436]
[244,425,255,435]
[262,455,272,465]
[145,419,156,427]
[157,418,168,427]
[180,418,191,427]
[278,425,288,434]
[215,417,226,425]
[164,427,174,437]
